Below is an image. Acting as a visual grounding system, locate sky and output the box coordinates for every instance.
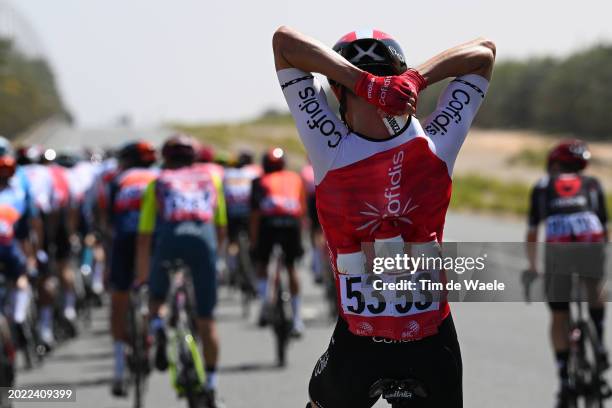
[9,0,612,127]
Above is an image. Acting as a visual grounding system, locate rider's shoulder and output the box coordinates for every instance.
[535,175,550,189]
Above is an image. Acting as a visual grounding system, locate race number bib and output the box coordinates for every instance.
[546,211,603,240]
[339,270,441,318]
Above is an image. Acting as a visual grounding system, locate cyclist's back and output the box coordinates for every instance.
[273,26,495,407]
[137,134,227,407]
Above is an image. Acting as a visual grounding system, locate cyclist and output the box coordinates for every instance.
[300,161,324,284]
[0,149,36,360]
[15,145,57,347]
[136,134,227,407]
[40,149,79,335]
[526,140,609,407]
[250,148,306,335]
[107,141,157,397]
[223,151,260,289]
[273,26,494,407]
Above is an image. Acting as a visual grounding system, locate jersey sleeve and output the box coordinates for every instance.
[422,74,490,175]
[138,181,157,234]
[277,68,348,184]
[527,179,548,229]
[589,178,609,227]
[212,174,228,227]
[250,177,263,211]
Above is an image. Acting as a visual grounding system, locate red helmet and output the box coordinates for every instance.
[547,139,591,171]
[262,147,285,173]
[329,29,408,98]
[0,155,16,178]
[196,143,215,163]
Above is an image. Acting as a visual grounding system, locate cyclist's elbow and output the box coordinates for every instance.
[477,37,496,66]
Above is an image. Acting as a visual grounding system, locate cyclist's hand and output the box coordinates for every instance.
[354,69,426,116]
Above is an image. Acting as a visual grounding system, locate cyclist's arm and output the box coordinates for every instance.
[593,178,609,241]
[212,174,228,248]
[526,183,545,271]
[136,181,157,284]
[249,178,263,247]
[273,26,363,89]
[416,38,496,83]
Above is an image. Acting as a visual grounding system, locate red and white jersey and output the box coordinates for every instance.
[48,165,72,210]
[278,68,489,340]
[22,164,54,214]
[300,164,315,196]
[195,162,224,180]
[67,161,99,206]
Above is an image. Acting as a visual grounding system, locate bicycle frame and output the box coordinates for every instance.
[165,265,206,403]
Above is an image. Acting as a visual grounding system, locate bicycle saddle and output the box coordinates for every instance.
[369,378,428,402]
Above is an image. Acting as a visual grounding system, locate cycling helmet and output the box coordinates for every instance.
[236,150,254,167]
[118,140,156,167]
[0,136,13,157]
[0,155,16,179]
[547,139,591,171]
[329,29,408,97]
[16,145,42,165]
[55,152,80,168]
[38,148,58,164]
[262,147,285,173]
[196,144,215,163]
[161,134,196,165]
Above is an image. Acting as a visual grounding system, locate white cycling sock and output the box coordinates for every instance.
[257,279,268,300]
[312,247,322,276]
[206,370,218,390]
[64,291,76,319]
[291,295,302,324]
[92,262,104,294]
[12,288,31,324]
[150,316,164,333]
[39,306,53,342]
[113,341,126,381]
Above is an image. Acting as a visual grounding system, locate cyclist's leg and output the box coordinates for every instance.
[279,221,304,332]
[55,210,77,322]
[545,248,572,393]
[108,233,137,393]
[184,223,220,392]
[583,243,607,344]
[148,233,172,371]
[0,244,31,325]
[36,211,56,346]
[254,219,274,324]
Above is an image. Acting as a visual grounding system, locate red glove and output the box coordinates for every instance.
[354,73,413,115]
[401,69,428,95]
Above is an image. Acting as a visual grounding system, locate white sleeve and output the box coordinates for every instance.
[277,68,349,184]
[422,74,489,175]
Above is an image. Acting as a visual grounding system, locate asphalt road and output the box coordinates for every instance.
[11,212,612,408]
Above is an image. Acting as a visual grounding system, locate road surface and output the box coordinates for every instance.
[12,212,612,408]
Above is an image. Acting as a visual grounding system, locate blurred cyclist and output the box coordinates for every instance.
[526,139,609,407]
[223,151,260,288]
[40,149,78,335]
[0,146,36,359]
[300,160,324,284]
[273,26,494,407]
[16,145,57,346]
[107,141,157,397]
[136,134,227,406]
[250,148,306,335]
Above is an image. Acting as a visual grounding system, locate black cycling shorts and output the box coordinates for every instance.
[545,243,606,311]
[227,215,249,243]
[309,315,462,408]
[255,216,303,267]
